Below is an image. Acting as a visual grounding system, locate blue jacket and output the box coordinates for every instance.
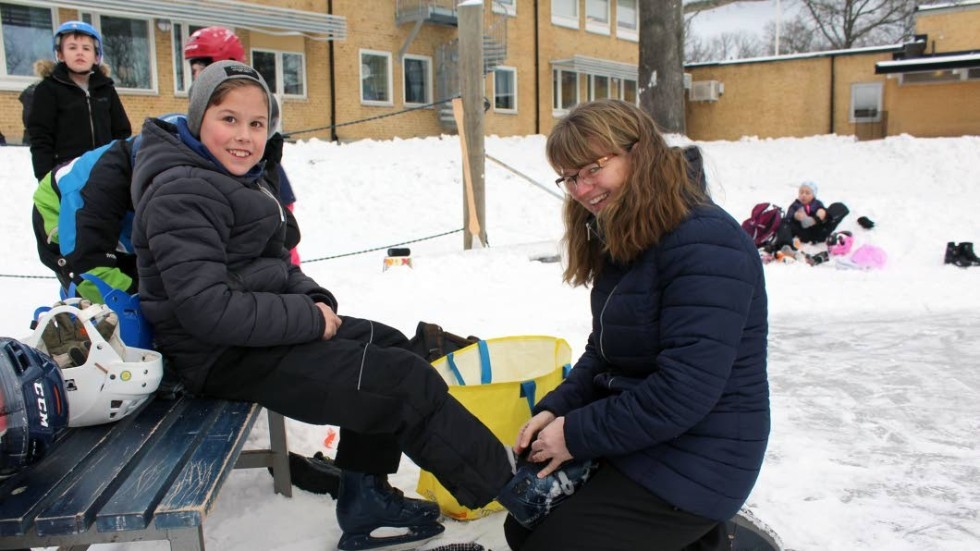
[535,203,770,522]
[786,198,826,222]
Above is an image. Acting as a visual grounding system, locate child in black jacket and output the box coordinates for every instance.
[27,21,130,180]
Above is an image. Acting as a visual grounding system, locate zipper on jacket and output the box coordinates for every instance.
[597,282,619,362]
[85,90,95,147]
[258,184,286,224]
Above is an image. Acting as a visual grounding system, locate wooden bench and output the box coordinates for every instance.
[0,395,291,551]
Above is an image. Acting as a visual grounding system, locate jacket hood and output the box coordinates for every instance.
[36,59,111,79]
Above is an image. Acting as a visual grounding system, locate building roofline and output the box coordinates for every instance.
[686,44,901,69]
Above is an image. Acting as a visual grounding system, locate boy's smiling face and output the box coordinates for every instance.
[199,84,268,176]
[57,34,97,73]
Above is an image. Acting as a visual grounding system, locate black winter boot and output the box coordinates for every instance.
[956,242,980,267]
[336,471,443,550]
[945,242,958,265]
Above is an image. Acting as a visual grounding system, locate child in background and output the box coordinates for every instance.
[27,21,131,180]
[773,181,849,251]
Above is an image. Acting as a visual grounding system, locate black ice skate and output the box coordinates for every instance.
[727,507,787,551]
[496,452,599,529]
[336,471,444,551]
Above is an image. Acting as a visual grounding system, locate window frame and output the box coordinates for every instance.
[551,0,579,29]
[552,68,579,115]
[359,48,393,106]
[493,0,517,17]
[616,0,638,42]
[81,11,157,94]
[402,52,432,107]
[493,65,517,114]
[171,22,208,96]
[588,74,612,101]
[0,0,55,88]
[585,0,611,36]
[250,48,307,99]
[850,82,883,123]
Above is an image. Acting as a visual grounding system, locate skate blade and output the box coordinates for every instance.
[337,522,445,551]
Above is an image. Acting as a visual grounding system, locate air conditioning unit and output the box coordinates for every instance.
[689,80,723,102]
[683,73,693,90]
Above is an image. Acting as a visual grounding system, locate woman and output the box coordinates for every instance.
[504,99,770,550]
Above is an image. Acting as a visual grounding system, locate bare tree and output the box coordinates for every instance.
[762,15,830,55]
[797,0,916,49]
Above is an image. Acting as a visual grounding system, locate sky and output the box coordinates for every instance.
[686,0,797,41]
[1,128,979,550]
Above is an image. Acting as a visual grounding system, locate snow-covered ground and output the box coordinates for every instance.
[1,129,978,550]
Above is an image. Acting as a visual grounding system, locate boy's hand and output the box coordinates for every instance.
[316,303,342,340]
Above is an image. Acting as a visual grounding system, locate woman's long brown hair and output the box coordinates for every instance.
[546,99,708,286]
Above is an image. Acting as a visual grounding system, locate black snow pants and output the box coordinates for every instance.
[201,315,511,509]
[774,201,850,248]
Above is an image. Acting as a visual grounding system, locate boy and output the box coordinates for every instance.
[130,61,514,551]
[27,21,131,180]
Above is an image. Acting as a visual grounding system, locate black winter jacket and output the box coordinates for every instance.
[131,118,334,391]
[27,61,131,179]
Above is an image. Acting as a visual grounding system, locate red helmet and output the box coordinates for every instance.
[183,26,245,64]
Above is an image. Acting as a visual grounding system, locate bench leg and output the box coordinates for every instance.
[168,527,205,551]
[267,409,292,497]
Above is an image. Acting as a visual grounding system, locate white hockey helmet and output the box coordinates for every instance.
[20,300,163,427]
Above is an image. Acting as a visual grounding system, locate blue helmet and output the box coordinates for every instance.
[54,20,103,63]
[0,337,70,478]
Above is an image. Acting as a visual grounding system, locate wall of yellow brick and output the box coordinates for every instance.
[884,78,980,137]
[914,5,980,53]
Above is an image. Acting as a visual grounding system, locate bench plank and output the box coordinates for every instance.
[154,401,258,530]
[95,399,224,532]
[33,398,187,536]
[0,398,180,537]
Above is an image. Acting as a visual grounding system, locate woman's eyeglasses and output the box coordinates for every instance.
[555,154,617,193]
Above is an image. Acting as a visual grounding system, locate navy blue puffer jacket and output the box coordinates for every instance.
[535,203,769,522]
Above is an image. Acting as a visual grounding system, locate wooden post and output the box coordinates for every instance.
[457,0,486,249]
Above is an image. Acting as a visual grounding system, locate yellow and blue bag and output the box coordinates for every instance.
[416,335,572,520]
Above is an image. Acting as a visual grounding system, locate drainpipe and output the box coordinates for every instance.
[328,0,338,142]
[829,54,836,134]
[534,0,540,135]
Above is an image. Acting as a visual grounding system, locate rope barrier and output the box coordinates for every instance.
[300,228,464,264]
[282,95,461,138]
[0,228,465,280]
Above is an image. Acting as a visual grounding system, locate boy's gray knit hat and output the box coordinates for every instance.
[187,60,272,138]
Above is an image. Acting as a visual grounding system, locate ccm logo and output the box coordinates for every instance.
[33,381,50,428]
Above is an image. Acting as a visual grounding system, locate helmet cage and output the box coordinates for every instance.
[20,300,163,428]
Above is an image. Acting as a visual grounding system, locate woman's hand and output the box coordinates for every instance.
[530,416,573,478]
[316,302,342,340]
[514,411,556,455]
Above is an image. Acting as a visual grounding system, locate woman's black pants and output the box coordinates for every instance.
[504,464,728,551]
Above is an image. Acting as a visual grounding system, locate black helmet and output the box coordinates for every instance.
[0,337,70,478]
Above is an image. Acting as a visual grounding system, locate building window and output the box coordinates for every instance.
[624,79,637,104]
[253,49,307,97]
[0,2,53,79]
[553,69,578,112]
[586,0,610,35]
[172,23,207,94]
[81,13,154,91]
[360,49,392,105]
[588,74,611,100]
[898,69,963,85]
[493,0,517,16]
[403,54,431,106]
[616,0,638,42]
[552,0,579,29]
[494,66,517,113]
[850,82,883,123]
